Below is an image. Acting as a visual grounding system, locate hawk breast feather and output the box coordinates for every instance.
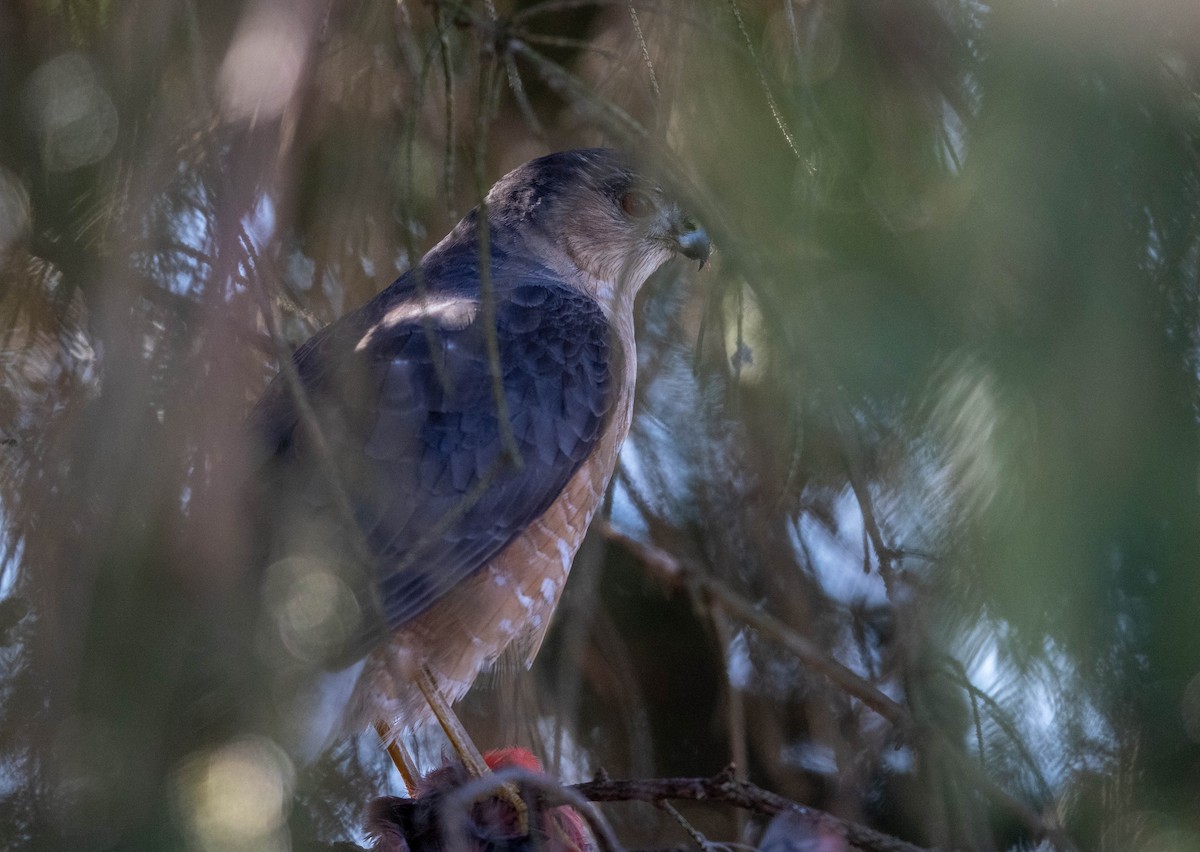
[253,242,618,635]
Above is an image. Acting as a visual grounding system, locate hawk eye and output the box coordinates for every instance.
[620,190,655,219]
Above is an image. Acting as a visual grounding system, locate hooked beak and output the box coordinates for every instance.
[673,217,712,269]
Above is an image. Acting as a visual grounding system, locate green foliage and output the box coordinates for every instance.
[3,0,1200,849]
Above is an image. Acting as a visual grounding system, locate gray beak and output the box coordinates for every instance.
[674,219,712,268]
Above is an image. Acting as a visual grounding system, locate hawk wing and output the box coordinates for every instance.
[252,252,618,635]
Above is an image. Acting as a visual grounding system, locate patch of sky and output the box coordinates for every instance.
[0,500,21,599]
[152,172,214,297]
[883,745,914,773]
[609,449,650,538]
[941,97,967,173]
[781,741,837,776]
[960,0,990,68]
[1143,207,1162,272]
[959,616,1115,793]
[794,486,888,608]
[725,628,753,690]
[618,413,693,527]
[287,249,315,293]
[242,193,277,253]
[536,716,592,784]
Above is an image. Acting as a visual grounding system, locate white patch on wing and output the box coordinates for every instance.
[540,577,556,603]
[516,589,534,613]
[557,539,573,574]
[355,294,479,351]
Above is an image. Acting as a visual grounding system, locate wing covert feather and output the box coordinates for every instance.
[253,265,618,632]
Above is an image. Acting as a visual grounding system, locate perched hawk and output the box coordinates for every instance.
[252,149,709,756]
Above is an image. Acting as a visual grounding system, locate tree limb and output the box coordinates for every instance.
[573,767,929,852]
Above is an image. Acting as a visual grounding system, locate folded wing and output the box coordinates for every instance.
[251,251,617,635]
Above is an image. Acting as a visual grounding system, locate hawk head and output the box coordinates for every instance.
[484,148,710,310]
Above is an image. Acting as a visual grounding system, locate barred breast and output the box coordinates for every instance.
[341,329,637,737]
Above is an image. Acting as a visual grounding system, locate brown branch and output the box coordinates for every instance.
[597,521,909,727]
[572,767,929,852]
[508,40,648,145]
[504,53,546,141]
[703,575,910,725]
[659,800,712,850]
[596,521,1075,850]
[709,605,749,801]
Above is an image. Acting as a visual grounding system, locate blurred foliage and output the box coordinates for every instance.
[3,0,1200,849]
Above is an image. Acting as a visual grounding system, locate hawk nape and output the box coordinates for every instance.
[250,148,710,781]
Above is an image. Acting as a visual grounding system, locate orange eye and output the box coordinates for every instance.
[621,190,655,219]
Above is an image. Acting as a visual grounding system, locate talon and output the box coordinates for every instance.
[368,747,593,850]
[472,776,529,840]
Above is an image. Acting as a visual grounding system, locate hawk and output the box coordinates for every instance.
[251,149,710,761]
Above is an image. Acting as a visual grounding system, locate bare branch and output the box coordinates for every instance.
[660,800,714,850]
[573,768,929,852]
[726,0,802,160]
[598,521,909,726]
[597,522,1075,849]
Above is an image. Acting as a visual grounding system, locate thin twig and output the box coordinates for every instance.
[472,48,523,467]
[709,604,749,841]
[705,576,909,726]
[599,521,908,726]
[515,0,661,23]
[824,394,899,594]
[628,2,660,98]
[939,658,1055,803]
[598,522,1074,848]
[504,53,545,140]
[509,40,648,144]
[394,16,457,396]
[709,607,749,783]
[726,0,801,160]
[574,768,928,852]
[434,3,457,221]
[236,232,376,578]
[517,31,623,58]
[660,800,712,850]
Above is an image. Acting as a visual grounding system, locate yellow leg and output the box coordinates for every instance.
[413,665,489,777]
[414,664,528,834]
[374,719,419,796]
